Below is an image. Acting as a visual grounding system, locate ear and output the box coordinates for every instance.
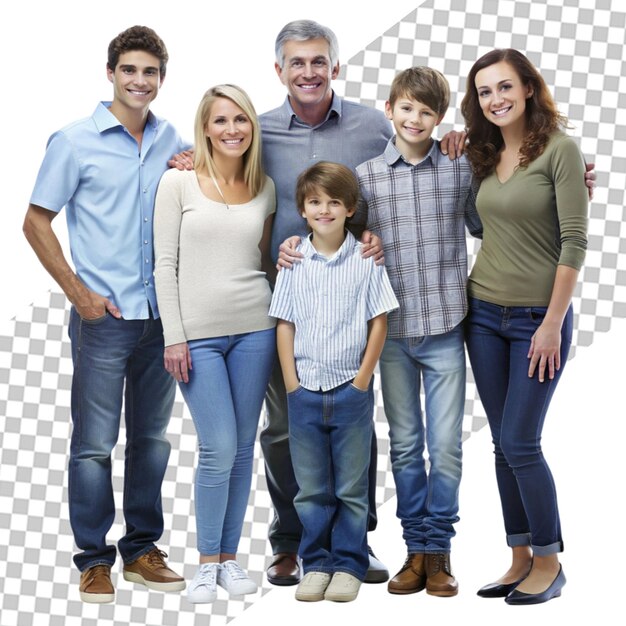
[331,61,340,80]
[384,101,393,120]
[526,85,534,99]
[346,206,357,218]
[106,63,114,84]
[275,62,285,84]
[435,114,445,126]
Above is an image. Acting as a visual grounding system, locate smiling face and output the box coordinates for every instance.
[474,60,533,132]
[205,97,253,161]
[385,95,442,159]
[107,50,163,116]
[301,186,355,238]
[275,37,339,117]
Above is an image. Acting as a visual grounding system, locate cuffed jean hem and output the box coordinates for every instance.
[303,565,367,581]
[80,558,116,572]
[532,541,564,556]
[506,533,532,548]
[123,543,158,565]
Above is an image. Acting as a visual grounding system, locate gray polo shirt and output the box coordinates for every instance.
[260,92,392,263]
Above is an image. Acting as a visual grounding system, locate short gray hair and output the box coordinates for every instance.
[275,20,339,68]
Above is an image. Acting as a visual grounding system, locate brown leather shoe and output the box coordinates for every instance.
[425,553,458,597]
[123,548,185,591]
[266,552,301,586]
[79,564,115,603]
[387,553,426,594]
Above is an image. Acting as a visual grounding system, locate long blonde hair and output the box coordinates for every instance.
[193,84,265,197]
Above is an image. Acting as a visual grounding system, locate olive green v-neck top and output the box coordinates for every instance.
[468,131,588,307]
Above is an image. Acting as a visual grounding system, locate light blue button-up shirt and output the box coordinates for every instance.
[269,232,399,391]
[30,102,186,320]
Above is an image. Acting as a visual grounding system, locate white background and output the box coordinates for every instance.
[0,1,624,625]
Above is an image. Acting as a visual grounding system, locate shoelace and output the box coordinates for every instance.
[196,563,219,588]
[221,560,247,581]
[145,549,168,568]
[428,554,451,575]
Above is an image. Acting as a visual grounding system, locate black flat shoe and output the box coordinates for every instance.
[477,578,525,598]
[505,565,566,605]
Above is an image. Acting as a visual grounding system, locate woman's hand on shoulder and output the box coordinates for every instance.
[164,342,192,383]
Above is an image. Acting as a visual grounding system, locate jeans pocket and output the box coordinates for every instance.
[286,384,304,396]
[80,312,108,325]
[349,382,369,394]
[529,307,548,324]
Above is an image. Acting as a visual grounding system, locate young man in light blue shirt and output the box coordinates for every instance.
[269,162,398,603]
[23,26,187,603]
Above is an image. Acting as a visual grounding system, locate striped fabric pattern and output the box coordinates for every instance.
[269,232,399,391]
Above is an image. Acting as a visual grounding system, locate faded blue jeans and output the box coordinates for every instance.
[378,324,465,554]
[68,308,175,571]
[179,328,276,555]
[465,298,572,554]
[287,380,374,580]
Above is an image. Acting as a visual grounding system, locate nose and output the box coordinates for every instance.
[134,72,148,86]
[226,121,237,134]
[303,62,315,78]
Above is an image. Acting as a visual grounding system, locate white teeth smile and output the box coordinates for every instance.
[299,84,320,90]
[129,90,149,95]
[223,139,243,144]
[492,106,512,116]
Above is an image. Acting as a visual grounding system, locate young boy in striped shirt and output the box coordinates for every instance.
[269,162,398,603]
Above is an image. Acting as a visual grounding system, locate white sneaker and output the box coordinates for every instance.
[186,563,219,603]
[295,571,332,602]
[324,572,362,602]
[217,560,258,595]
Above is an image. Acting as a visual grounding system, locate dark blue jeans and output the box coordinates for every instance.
[287,380,374,580]
[465,298,572,555]
[68,308,175,571]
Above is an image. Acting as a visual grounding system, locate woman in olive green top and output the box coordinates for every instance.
[461,49,588,605]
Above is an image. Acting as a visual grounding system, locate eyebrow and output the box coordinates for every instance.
[118,64,159,72]
[476,78,514,89]
[289,55,328,63]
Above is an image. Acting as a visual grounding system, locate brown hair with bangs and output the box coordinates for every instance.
[296,161,360,215]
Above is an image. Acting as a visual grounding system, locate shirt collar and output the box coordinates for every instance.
[300,230,359,263]
[383,135,441,167]
[92,101,158,134]
[281,91,342,129]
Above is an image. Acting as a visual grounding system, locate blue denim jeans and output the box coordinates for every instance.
[465,298,573,555]
[287,380,374,580]
[378,325,465,553]
[68,308,175,571]
[179,328,276,556]
[261,364,380,555]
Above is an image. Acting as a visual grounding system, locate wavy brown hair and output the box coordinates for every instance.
[461,48,569,180]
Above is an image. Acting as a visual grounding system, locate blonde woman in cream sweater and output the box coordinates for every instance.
[154,84,276,604]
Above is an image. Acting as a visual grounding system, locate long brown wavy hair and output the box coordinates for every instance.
[461,49,569,181]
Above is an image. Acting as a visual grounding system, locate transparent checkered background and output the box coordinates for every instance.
[1,1,624,624]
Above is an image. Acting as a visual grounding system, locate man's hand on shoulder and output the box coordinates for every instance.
[167,149,195,171]
[276,236,304,270]
[584,162,596,201]
[360,230,385,265]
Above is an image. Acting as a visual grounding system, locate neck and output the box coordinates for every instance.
[108,101,150,141]
[289,91,333,127]
[500,120,527,154]
[396,136,432,165]
[310,229,346,257]
[210,153,245,184]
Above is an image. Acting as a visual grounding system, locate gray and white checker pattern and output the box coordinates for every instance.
[1,1,625,624]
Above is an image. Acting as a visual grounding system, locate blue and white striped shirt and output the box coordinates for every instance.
[269,232,399,391]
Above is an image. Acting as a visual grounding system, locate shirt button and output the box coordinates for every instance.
[144,240,149,245]
[145,259,149,264]
[142,188,147,193]
[144,217,148,222]
[144,280,149,285]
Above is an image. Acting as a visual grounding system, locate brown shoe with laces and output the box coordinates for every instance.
[387,553,426,594]
[79,564,115,603]
[123,548,185,591]
[425,553,458,597]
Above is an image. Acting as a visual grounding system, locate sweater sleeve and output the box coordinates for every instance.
[551,135,588,270]
[154,170,187,347]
